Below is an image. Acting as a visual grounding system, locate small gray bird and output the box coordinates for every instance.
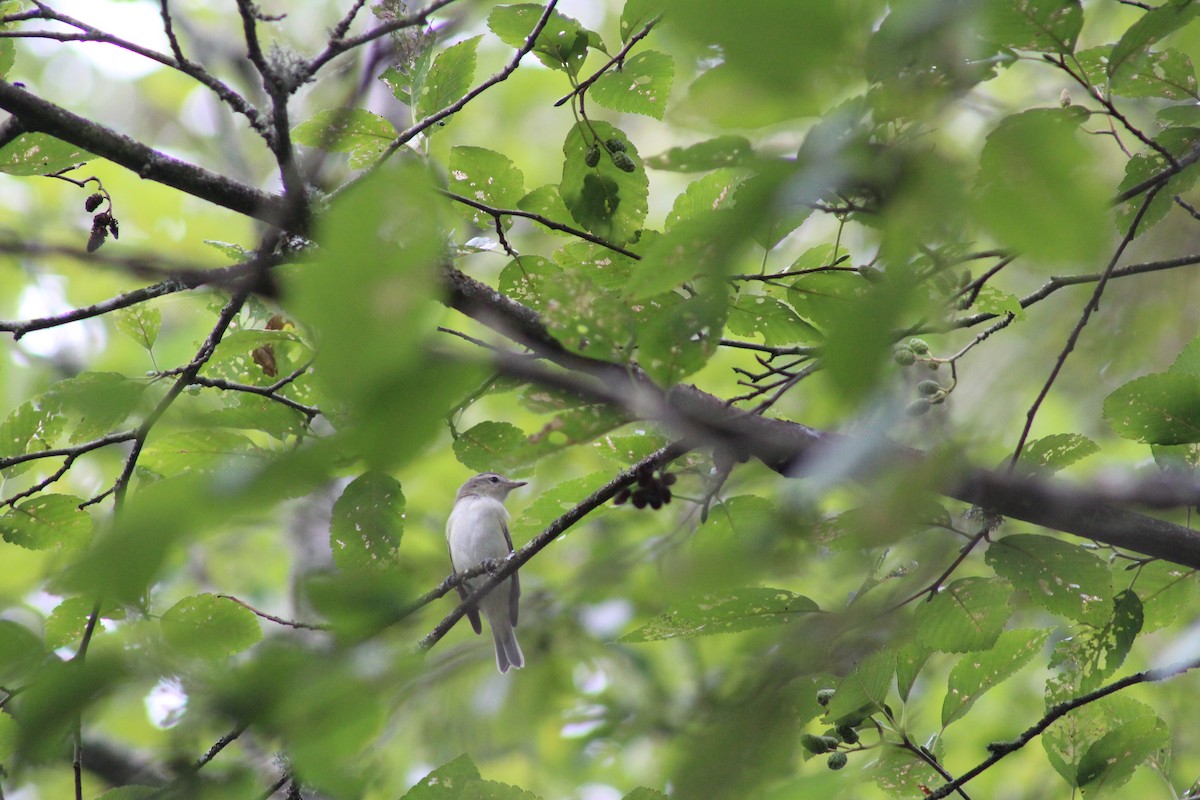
[445,472,528,672]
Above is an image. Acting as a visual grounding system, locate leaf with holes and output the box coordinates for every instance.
[620,588,818,642]
[914,577,1012,652]
[330,472,406,572]
[415,36,482,126]
[449,146,525,229]
[0,495,92,551]
[292,109,396,168]
[986,534,1113,625]
[1104,372,1200,445]
[942,628,1049,727]
[161,593,262,659]
[590,51,674,119]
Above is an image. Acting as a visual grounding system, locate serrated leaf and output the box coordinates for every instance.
[827,648,893,724]
[199,395,308,441]
[703,495,776,538]
[787,269,865,334]
[976,107,1107,263]
[292,109,396,168]
[453,421,536,476]
[664,169,747,232]
[986,534,1113,625]
[416,35,482,125]
[645,136,753,172]
[620,0,665,42]
[141,429,264,476]
[1104,372,1200,444]
[591,431,668,464]
[970,285,1026,321]
[896,640,931,703]
[45,596,120,649]
[449,146,525,229]
[871,743,944,800]
[113,305,161,351]
[517,183,575,232]
[0,133,90,176]
[942,628,1049,727]
[0,495,91,551]
[635,288,728,385]
[401,753,481,799]
[727,294,820,346]
[0,620,44,684]
[1077,714,1169,795]
[42,372,145,443]
[510,472,609,541]
[1109,0,1200,83]
[913,577,1012,653]
[1043,695,1157,786]
[590,51,674,119]
[1131,561,1198,632]
[1169,333,1200,378]
[488,4,597,75]
[161,593,262,659]
[983,0,1083,54]
[620,588,818,642]
[1111,48,1198,100]
[459,779,541,800]
[560,120,648,245]
[1015,433,1099,475]
[1115,127,1200,236]
[329,472,405,571]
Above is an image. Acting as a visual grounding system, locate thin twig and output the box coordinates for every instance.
[553,17,660,107]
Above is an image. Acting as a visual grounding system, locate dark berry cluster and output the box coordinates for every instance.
[584,137,636,173]
[83,191,119,252]
[613,469,677,510]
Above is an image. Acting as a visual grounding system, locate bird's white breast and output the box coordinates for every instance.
[446,495,511,572]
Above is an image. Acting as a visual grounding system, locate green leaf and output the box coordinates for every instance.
[1109,0,1200,83]
[664,168,746,232]
[703,495,777,538]
[1043,695,1156,786]
[141,429,265,477]
[941,628,1049,727]
[590,50,674,119]
[895,640,931,703]
[113,305,161,351]
[453,421,537,476]
[291,109,396,168]
[982,0,1083,54]
[913,577,1012,653]
[827,648,893,724]
[622,790,668,800]
[1169,332,1200,378]
[620,588,819,642]
[459,780,541,800]
[727,294,820,346]
[44,596,117,649]
[871,743,944,800]
[1108,47,1198,100]
[970,285,1026,321]
[517,183,575,231]
[645,136,754,172]
[161,593,262,659]
[976,107,1107,263]
[449,146,525,228]
[1131,560,1198,632]
[329,472,405,571]
[0,711,16,762]
[401,753,481,799]
[620,0,665,42]
[0,400,65,472]
[1104,372,1200,444]
[489,5,598,75]
[416,36,482,125]
[787,269,865,335]
[0,133,90,176]
[42,372,146,443]
[1015,433,1099,475]
[635,288,728,385]
[510,472,610,541]
[199,395,309,441]
[0,495,91,551]
[1045,591,1144,706]
[1077,714,1169,795]
[560,121,648,245]
[592,431,668,465]
[0,620,44,685]
[986,534,1113,625]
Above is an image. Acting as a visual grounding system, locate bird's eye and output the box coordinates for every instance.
[489,476,499,483]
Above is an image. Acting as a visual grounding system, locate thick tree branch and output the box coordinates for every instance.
[0,81,288,228]
[440,266,1200,570]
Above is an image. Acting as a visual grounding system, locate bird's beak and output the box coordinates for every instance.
[511,480,528,488]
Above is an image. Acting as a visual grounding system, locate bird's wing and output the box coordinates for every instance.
[447,537,483,635]
[503,518,520,627]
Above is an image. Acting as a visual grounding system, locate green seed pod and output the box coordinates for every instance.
[585,144,601,168]
[827,752,848,770]
[906,398,931,417]
[801,734,832,754]
[611,151,636,172]
[893,347,916,366]
[835,725,860,745]
[907,338,930,355]
[816,688,836,707]
[605,137,627,153]
[917,380,941,396]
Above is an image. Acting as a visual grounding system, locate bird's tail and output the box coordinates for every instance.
[492,624,525,673]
